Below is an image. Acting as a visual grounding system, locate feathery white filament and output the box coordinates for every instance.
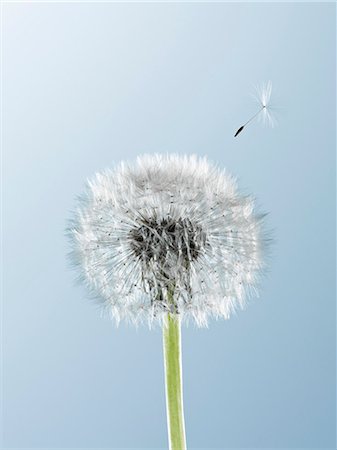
[68,154,267,327]
[252,80,276,128]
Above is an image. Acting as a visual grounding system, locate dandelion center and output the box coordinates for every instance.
[129,217,207,269]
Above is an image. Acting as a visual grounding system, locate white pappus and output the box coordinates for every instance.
[67,154,268,327]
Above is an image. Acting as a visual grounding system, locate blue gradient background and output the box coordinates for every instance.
[2,2,336,449]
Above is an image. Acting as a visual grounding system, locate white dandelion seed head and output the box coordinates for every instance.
[252,80,277,128]
[68,154,268,327]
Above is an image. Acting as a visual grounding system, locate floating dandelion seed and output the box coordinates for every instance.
[67,154,269,450]
[234,80,276,137]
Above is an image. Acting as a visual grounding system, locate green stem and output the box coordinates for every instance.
[163,313,187,450]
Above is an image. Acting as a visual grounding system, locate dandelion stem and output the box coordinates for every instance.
[163,304,187,450]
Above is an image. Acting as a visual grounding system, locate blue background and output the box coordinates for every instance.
[3,2,336,449]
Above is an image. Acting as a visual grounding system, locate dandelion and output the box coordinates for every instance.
[67,154,268,450]
[234,80,276,137]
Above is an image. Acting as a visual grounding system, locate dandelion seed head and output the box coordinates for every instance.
[67,154,268,327]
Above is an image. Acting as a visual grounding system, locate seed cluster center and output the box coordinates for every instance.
[129,217,206,267]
